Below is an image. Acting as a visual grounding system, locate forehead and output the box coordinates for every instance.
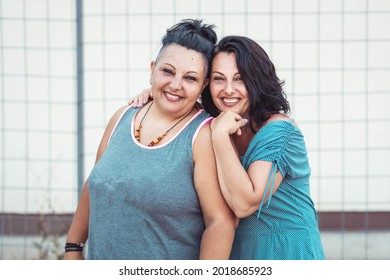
[157,44,207,73]
[212,52,238,71]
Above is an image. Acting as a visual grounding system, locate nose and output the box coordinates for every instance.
[224,81,235,95]
[169,77,182,91]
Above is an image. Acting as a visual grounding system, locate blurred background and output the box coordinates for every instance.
[0,0,389,259]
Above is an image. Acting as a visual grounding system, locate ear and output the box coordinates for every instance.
[151,60,156,70]
[149,61,156,84]
[201,78,209,92]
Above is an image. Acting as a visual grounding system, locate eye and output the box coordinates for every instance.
[185,75,198,82]
[162,68,174,75]
[212,75,225,81]
[234,76,244,84]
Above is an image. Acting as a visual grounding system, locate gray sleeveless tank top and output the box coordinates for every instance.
[87,105,212,259]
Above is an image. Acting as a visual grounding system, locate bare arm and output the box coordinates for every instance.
[63,181,90,260]
[64,105,130,260]
[211,111,282,218]
[193,124,237,260]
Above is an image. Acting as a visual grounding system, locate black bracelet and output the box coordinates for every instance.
[65,242,85,252]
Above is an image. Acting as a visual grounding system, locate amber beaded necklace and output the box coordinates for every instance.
[135,102,194,147]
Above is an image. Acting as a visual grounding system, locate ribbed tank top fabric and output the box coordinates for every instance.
[87,106,212,260]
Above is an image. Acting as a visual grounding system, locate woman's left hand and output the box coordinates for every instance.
[211,111,248,136]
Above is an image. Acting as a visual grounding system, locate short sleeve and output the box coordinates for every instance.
[241,120,311,218]
[242,121,294,177]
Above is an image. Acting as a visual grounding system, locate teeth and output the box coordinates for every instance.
[223,98,239,103]
[165,92,181,100]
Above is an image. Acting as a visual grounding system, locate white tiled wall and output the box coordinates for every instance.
[1,0,78,213]
[1,0,390,215]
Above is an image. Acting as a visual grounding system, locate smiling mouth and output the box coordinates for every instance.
[221,97,240,105]
[164,91,182,101]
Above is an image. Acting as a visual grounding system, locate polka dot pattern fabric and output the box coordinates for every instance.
[230,120,325,260]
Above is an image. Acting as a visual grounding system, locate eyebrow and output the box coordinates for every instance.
[211,71,240,76]
[163,63,201,76]
[211,71,224,75]
[163,63,175,69]
[187,71,200,76]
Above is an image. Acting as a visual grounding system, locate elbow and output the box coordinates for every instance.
[230,203,256,219]
[224,190,259,219]
[233,209,251,219]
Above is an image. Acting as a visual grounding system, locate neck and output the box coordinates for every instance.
[135,102,196,147]
[150,102,196,124]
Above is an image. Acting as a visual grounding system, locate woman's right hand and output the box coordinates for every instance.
[211,110,248,137]
[128,88,153,107]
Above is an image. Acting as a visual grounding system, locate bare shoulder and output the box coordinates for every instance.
[194,122,212,144]
[109,105,132,125]
[96,105,132,161]
[266,113,298,128]
[104,105,132,142]
[193,123,213,160]
[266,113,290,123]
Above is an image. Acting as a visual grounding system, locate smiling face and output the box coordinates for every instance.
[209,52,250,118]
[150,44,208,116]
